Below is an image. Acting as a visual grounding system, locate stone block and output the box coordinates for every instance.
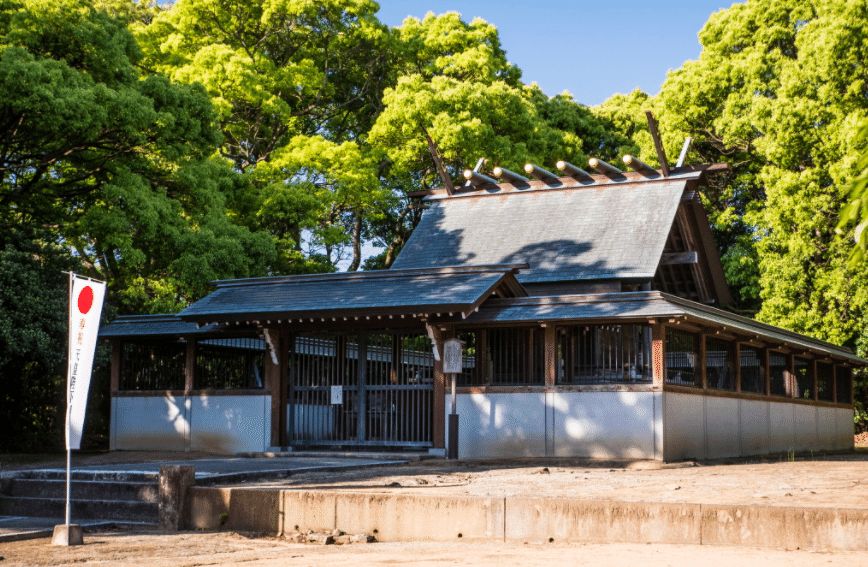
[51,524,83,546]
[159,465,195,531]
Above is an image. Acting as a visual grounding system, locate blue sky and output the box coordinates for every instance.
[374,0,735,106]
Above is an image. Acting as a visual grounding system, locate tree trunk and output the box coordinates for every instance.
[348,212,362,272]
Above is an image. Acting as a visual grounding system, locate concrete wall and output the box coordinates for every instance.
[663,392,853,461]
[446,391,661,459]
[187,487,868,551]
[112,395,271,454]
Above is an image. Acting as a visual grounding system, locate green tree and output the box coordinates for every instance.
[603,0,868,343]
[367,12,629,265]
[134,0,391,271]
[1,0,274,313]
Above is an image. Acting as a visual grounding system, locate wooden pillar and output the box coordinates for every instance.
[544,326,557,387]
[110,339,121,393]
[699,334,707,389]
[786,354,795,398]
[762,348,770,396]
[430,326,448,449]
[184,339,196,394]
[268,328,290,448]
[265,328,283,448]
[732,341,741,392]
[850,366,855,406]
[812,359,819,401]
[832,364,838,404]
[652,324,666,386]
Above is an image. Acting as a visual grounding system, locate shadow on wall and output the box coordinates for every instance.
[463,391,658,459]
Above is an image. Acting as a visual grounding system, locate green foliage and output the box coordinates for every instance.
[0,231,81,451]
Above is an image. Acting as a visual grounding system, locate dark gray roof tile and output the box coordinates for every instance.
[393,179,688,283]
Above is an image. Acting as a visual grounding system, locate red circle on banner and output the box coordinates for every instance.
[78,286,94,314]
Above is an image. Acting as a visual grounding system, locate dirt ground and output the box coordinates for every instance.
[3,529,868,567]
[4,449,868,565]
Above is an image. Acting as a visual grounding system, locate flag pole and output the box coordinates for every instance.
[54,270,105,546]
[65,270,73,528]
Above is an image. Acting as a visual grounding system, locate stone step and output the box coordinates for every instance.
[7,479,158,503]
[13,470,156,483]
[0,495,158,523]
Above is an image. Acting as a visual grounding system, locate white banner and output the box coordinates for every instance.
[67,275,106,450]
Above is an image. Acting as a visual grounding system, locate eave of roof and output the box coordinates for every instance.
[99,315,220,338]
[177,264,528,324]
[461,291,865,364]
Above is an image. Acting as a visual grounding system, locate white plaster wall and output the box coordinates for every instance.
[768,402,795,454]
[739,399,769,457]
[190,395,271,454]
[793,404,818,452]
[663,392,705,461]
[835,407,855,451]
[816,405,837,451]
[551,391,657,459]
[705,397,740,459]
[448,393,546,458]
[112,396,189,451]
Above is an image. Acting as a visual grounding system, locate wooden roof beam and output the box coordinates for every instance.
[645,111,670,178]
[463,169,497,187]
[622,155,657,176]
[524,163,560,182]
[556,160,593,179]
[660,252,698,265]
[588,157,622,176]
[492,166,529,183]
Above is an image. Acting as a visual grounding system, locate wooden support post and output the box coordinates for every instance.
[762,348,770,395]
[850,366,855,406]
[265,328,283,448]
[812,359,819,401]
[787,354,795,398]
[699,334,707,389]
[652,324,666,387]
[431,327,447,449]
[734,343,742,393]
[110,339,121,393]
[545,326,557,387]
[390,335,400,385]
[184,339,196,394]
[832,364,838,404]
[278,330,290,447]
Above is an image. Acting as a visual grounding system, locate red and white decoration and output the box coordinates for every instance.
[67,275,106,450]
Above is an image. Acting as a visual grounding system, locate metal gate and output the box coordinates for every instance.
[289,331,434,447]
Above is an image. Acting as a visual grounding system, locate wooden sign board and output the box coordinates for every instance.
[443,338,465,374]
